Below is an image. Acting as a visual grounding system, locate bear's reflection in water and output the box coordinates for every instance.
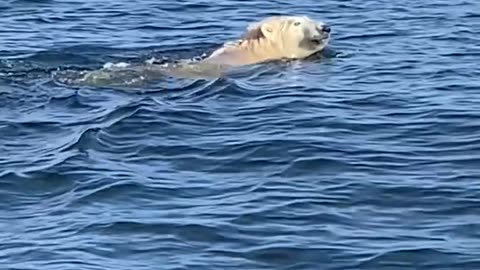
[89,61,226,82]
[54,60,228,88]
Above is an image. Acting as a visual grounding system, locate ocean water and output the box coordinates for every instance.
[1,0,480,269]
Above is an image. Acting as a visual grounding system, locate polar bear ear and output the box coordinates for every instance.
[260,21,280,41]
[240,23,264,41]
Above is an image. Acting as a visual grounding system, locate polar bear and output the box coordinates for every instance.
[59,15,331,86]
[200,15,331,67]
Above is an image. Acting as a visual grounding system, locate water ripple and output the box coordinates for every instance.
[1,0,480,269]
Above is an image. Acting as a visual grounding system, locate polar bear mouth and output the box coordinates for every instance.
[299,35,328,51]
[307,38,324,48]
[309,35,329,46]
[310,38,323,46]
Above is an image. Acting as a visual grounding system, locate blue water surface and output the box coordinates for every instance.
[1,0,480,269]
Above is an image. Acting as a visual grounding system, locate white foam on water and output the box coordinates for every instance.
[103,62,130,69]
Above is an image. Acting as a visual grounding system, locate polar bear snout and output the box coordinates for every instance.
[311,24,331,42]
[315,24,331,36]
[320,25,331,33]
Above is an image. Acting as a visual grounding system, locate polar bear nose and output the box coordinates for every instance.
[321,25,331,33]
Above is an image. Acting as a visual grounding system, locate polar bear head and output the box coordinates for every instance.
[240,15,331,60]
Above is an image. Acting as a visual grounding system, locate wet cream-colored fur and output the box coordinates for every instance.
[201,15,331,67]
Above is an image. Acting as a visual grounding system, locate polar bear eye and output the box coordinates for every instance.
[293,21,301,26]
